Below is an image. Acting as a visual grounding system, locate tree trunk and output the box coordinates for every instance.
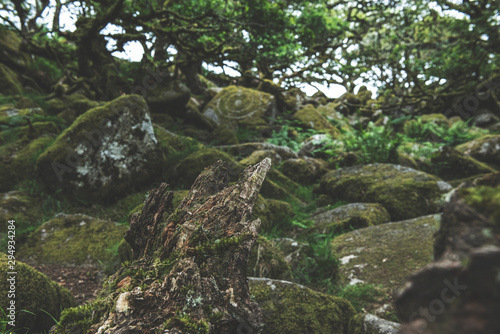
[54,159,271,333]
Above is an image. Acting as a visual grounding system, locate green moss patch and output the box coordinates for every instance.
[249,277,356,334]
[0,253,76,332]
[17,213,128,265]
[319,163,452,221]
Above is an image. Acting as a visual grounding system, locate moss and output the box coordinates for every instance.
[17,213,128,265]
[430,146,496,180]
[461,186,500,230]
[319,164,451,221]
[163,313,209,334]
[248,236,293,280]
[456,134,500,167]
[252,196,294,233]
[212,123,239,145]
[249,278,356,334]
[331,214,440,312]
[202,85,275,132]
[0,63,22,95]
[0,134,56,192]
[311,203,391,235]
[35,94,163,202]
[0,253,76,332]
[0,191,43,234]
[55,298,114,333]
[172,148,243,188]
[194,234,251,257]
[292,104,340,137]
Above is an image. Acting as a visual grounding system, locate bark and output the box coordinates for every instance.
[61,158,271,333]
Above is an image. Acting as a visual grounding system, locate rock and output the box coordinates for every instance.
[212,123,239,145]
[348,313,400,334]
[283,87,307,112]
[318,164,452,221]
[0,134,55,192]
[0,191,42,234]
[203,85,276,132]
[35,95,163,202]
[297,134,334,158]
[248,277,356,334]
[172,147,243,188]
[240,150,283,167]
[0,63,22,95]
[332,214,440,287]
[430,145,497,180]
[47,93,101,119]
[280,157,328,185]
[248,236,293,280]
[395,174,500,334]
[18,213,128,266]
[216,142,299,161]
[0,253,76,333]
[332,214,441,318]
[317,102,352,131]
[292,104,340,136]
[252,195,295,232]
[145,79,191,115]
[311,203,391,235]
[456,134,500,168]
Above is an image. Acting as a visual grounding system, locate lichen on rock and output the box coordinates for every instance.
[35,94,163,202]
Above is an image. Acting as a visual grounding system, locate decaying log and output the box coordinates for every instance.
[55,158,271,334]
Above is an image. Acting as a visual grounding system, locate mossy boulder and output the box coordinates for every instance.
[0,63,22,95]
[0,191,42,234]
[0,134,55,192]
[145,79,191,115]
[317,102,352,131]
[172,148,243,188]
[240,149,282,167]
[47,93,101,119]
[18,213,128,266]
[252,195,295,232]
[292,104,340,137]
[280,157,328,185]
[311,203,391,235]
[212,123,239,145]
[248,277,356,334]
[203,85,276,132]
[332,214,440,286]
[456,134,500,168]
[248,236,293,280]
[318,164,452,221]
[35,95,163,202]
[430,145,497,180]
[0,253,76,333]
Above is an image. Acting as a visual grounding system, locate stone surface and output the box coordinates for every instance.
[311,203,391,235]
[248,277,356,334]
[456,134,500,168]
[203,85,276,131]
[0,253,76,333]
[332,214,440,287]
[348,313,400,334]
[36,95,163,202]
[18,213,128,266]
[280,157,328,185]
[318,164,452,221]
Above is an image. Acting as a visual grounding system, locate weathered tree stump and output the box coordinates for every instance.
[53,158,271,333]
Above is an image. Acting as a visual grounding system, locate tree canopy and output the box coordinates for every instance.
[1,0,499,111]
